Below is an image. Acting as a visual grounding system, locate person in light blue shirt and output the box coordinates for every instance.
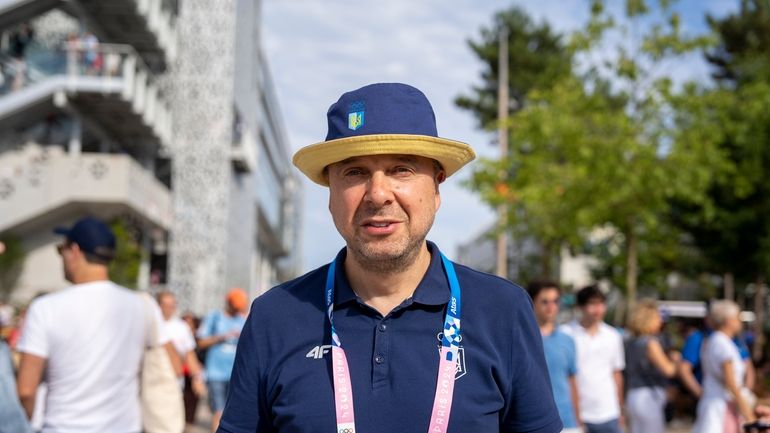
[197,288,248,433]
[0,340,33,433]
[528,280,581,432]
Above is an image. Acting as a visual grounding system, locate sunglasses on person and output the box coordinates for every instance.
[56,242,72,255]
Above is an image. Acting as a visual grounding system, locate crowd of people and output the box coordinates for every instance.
[526,280,770,433]
[0,217,248,433]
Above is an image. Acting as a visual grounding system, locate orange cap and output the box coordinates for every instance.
[226,288,248,311]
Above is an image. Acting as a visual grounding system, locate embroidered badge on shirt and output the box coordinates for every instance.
[348,101,365,130]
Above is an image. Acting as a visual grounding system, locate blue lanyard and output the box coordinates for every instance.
[324,252,463,433]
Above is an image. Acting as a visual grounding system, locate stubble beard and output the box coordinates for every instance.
[349,232,426,274]
[346,209,435,275]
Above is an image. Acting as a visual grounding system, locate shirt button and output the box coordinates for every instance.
[374,355,385,364]
[378,324,387,332]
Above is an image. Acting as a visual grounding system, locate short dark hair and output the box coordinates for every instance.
[83,253,111,266]
[526,280,561,301]
[576,285,605,306]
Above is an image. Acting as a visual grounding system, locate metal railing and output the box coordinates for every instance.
[0,42,172,146]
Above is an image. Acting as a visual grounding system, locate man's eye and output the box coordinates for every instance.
[343,169,364,176]
[393,166,413,174]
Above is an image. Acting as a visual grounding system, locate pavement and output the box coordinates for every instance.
[185,403,213,433]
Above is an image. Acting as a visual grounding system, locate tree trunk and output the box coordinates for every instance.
[626,226,638,313]
[752,276,765,362]
[540,240,553,279]
[724,272,735,301]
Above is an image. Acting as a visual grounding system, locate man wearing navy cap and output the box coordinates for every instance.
[16,217,172,433]
[219,83,561,433]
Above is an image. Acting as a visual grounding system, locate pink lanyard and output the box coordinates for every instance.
[324,253,463,433]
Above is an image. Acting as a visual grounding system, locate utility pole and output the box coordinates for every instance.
[496,27,509,279]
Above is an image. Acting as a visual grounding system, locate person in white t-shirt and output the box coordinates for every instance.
[693,300,756,433]
[16,217,173,433]
[563,285,625,433]
[156,291,206,423]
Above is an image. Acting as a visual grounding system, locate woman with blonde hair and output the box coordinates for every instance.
[693,300,756,433]
[624,299,680,433]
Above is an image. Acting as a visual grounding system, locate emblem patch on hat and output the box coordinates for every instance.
[347,101,365,131]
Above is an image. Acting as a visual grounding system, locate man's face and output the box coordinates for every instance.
[57,241,79,283]
[533,288,560,325]
[158,294,177,320]
[327,154,442,269]
[580,298,607,324]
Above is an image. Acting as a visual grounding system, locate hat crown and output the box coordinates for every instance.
[325,83,438,141]
[55,217,116,257]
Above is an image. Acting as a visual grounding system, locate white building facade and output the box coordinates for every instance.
[0,0,300,313]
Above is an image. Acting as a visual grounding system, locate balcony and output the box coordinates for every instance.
[0,144,172,234]
[0,0,177,63]
[0,42,172,150]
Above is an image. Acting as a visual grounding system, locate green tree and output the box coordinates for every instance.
[109,218,143,289]
[455,6,572,130]
[669,0,770,358]
[706,0,770,86]
[457,5,573,277]
[465,0,719,309]
[0,237,26,302]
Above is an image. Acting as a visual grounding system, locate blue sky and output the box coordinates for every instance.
[261,0,737,271]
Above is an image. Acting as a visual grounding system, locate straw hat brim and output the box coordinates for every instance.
[292,134,476,186]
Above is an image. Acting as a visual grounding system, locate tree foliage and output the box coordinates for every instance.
[462,0,720,306]
[109,218,143,289]
[455,6,572,130]
[670,0,770,296]
[0,237,25,302]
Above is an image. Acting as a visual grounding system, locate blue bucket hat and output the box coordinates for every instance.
[54,217,116,261]
[292,83,476,186]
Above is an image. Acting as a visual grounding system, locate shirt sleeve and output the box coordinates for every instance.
[181,323,197,353]
[613,329,626,371]
[566,334,578,376]
[681,332,702,365]
[500,294,563,433]
[709,334,735,365]
[197,312,215,339]
[16,299,49,359]
[143,296,170,348]
[216,308,272,433]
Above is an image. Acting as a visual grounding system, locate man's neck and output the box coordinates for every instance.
[72,270,110,285]
[539,321,556,336]
[579,318,601,335]
[344,243,432,316]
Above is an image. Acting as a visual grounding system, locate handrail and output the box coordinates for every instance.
[0,42,160,94]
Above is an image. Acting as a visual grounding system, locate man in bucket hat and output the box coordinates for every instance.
[218,83,561,433]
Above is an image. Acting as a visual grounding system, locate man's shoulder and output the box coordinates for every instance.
[551,327,576,344]
[252,264,329,314]
[452,261,529,302]
[598,322,623,339]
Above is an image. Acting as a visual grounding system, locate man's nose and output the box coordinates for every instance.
[364,171,394,206]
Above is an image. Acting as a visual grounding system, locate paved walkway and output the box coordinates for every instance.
[185,403,213,433]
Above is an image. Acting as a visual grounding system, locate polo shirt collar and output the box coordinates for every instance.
[332,241,450,307]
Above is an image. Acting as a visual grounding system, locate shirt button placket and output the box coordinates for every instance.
[372,319,389,387]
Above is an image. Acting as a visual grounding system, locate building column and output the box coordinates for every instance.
[68,115,82,156]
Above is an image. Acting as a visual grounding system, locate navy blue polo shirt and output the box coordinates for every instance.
[219,242,561,433]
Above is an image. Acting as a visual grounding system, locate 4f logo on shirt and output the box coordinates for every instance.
[436,333,467,379]
[306,345,332,359]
